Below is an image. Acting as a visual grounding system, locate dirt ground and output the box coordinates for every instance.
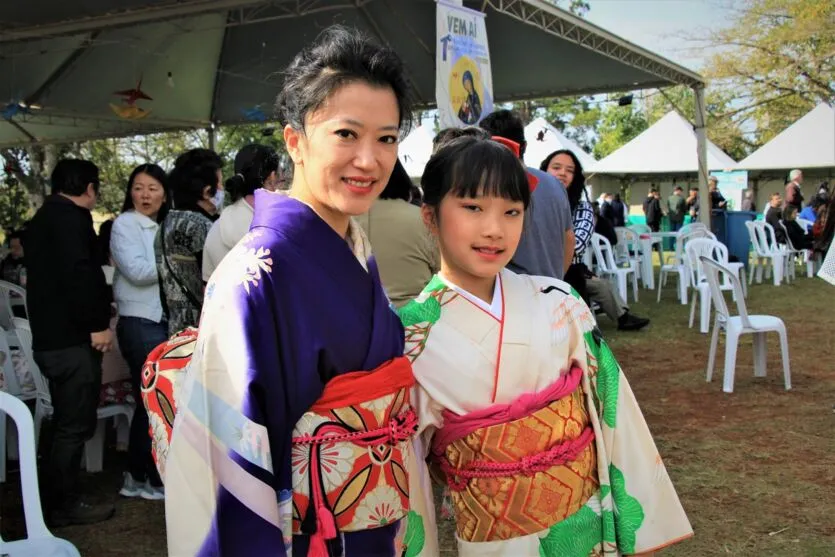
[2,274,833,556]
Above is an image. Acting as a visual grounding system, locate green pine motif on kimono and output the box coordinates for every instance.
[402,511,425,557]
[397,275,447,327]
[538,499,603,557]
[584,330,620,428]
[609,464,645,554]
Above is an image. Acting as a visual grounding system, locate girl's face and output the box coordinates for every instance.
[424,192,524,296]
[130,172,166,220]
[546,154,576,189]
[285,81,400,235]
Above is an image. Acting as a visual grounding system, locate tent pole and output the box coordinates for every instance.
[693,85,710,227]
[207,124,216,151]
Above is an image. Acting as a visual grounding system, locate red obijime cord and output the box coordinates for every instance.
[292,408,418,557]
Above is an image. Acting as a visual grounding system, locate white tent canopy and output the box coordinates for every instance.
[738,103,835,171]
[523,117,596,170]
[590,111,736,175]
[398,125,435,178]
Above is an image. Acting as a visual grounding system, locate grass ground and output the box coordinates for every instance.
[2,273,833,556]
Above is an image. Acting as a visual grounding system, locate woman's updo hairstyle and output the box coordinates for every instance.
[276,25,413,131]
[225,144,279,202]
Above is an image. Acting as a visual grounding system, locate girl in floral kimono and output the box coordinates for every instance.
[164,27,418,557]
[397,135,692,557]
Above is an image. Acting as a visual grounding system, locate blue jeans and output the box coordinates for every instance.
[116,316,168,486]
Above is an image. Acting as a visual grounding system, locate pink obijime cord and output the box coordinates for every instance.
[292,408,418,557]
[440,425,595,492]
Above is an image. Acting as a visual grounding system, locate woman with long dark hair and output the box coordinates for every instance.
[541,150,649,331]
[110,163,170,500]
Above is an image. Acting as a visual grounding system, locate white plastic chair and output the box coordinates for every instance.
[795,217,813,233]
[613,227,642,274]
[12,318,133,473]
[678,222,708,236]
[700,257,791,393]
[0,391,81,556]
[685,238,745,334]
[591,233,639,303]
[657,228,715,305]
[778,221,815,279]
[746,221,786,286]
[0,280,27,329]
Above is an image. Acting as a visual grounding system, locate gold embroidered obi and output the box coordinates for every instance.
[432,366,599,542]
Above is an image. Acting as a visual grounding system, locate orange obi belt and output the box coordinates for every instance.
[290,356,417,557]
[431,366,599,543]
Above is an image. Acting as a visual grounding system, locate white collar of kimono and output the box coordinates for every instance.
[268,190,372,272]
[346,217,371,272]
[438,272,503,320]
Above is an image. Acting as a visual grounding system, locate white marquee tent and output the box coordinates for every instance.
[523,117,596,170]
[398,124,435,179]
[738,103,835,171]
[591,111,736,175]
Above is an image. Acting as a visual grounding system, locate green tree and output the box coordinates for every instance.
[544,0,591,16]
[593,100,648,159]
[699,0,835,144]
[0,174,32,233]
[642,86,753,160]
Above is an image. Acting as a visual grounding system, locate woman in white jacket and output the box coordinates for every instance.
[109,164,170,500]
[201,144,281,280]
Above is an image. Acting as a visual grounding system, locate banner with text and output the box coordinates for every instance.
[436,1,494,129]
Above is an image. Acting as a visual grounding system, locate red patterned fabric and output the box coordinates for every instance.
[140,327,198,479]
[291,357,417,553]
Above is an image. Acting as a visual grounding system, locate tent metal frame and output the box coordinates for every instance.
[2,0,711,223]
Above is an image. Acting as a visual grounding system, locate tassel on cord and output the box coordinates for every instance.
[308,506,337,557]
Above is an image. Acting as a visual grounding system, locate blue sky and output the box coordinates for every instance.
[582,0,731,72]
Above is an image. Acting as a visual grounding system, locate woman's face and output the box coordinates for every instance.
[285,81,400,234]
[546,154,576,189]
[130,172,166,220]
[464,77,474,94]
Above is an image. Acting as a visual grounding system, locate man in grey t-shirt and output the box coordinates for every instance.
[480,110,574,280]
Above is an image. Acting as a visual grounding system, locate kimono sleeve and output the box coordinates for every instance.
[164,239,292,557]
[562,288,693,554]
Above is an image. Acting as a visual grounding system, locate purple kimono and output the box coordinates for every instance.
[164,190,407,556]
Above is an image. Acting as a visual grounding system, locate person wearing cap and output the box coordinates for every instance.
[202,144,280,281]
[478,110,575,280]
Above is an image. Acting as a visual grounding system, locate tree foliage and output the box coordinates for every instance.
[701,0,834,144]
[544,0,591,16]
[0,124,287,218]
[592,100,647,159]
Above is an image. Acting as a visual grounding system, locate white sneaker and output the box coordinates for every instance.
[140,482,165,501]
[119,473,143,498]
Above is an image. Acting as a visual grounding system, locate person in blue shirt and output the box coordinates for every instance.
[799,195,826,229]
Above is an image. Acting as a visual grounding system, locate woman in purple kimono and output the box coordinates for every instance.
[164,26,416,557]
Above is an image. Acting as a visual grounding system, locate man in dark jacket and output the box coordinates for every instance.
[26,159,115,526]
[643,188,663,232]
[765,192,784,243]
[666,186,686,232]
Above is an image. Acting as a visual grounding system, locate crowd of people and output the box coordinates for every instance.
[14,23,835,557]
